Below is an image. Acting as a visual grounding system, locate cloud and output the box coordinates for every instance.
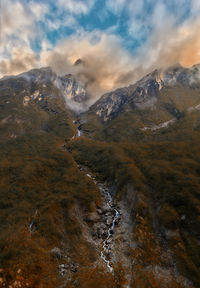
[57,0,95,15]
[0,0,48,44]
[137,8,200,70]
[0,0,49,75]
[0,47,38,76]
[106,0,126,14]
[39,10,200,106]
[40,31,137,101]
[0,0,33,46]
[1,0,200,112]
[0,0,95,77]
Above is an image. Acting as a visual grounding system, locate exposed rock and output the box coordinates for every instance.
[92,64,200,122]
[51,247,62,259]
[96,208,103,215]
[106,238,112,244]
[23,96,30,106]
[106,216,113,226]
[74,59,85,67]
[70,263,78,273]
[56,74,88,112]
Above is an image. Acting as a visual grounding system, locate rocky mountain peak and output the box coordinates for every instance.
[93,64,200,122]
[56,73,88,112]
[0,67,89,113]
[74,58,85,66]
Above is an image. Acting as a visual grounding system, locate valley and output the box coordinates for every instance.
[0,65,199,288]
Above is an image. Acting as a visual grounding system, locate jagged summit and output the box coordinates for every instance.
[1,64,200,118]
[92,64,200,122]
[1,63,200,288]
[0,66,89,113]
[74,58,85,66]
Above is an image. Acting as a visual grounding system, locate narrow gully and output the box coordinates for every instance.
[87,174,120,273]
[71,122,120,273]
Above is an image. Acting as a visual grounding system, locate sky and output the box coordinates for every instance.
[1,0,200,97]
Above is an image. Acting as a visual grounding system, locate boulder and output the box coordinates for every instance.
[51,247,62,259]
[106,217,113,226]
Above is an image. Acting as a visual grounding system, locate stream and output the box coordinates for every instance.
[100,198,119,273]
[86,173,120,273]
[71,122,120,273]
[29,209,38,233]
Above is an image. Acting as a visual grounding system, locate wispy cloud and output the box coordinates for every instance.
[40,31,136,100]
[106,0,126,14]
[0,0,49,74]
[0,0,200,103]
[57,0,95,15]
[0,47,38,76]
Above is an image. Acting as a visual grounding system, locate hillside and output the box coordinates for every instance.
[0,65,200,288]
[82,65,200,142]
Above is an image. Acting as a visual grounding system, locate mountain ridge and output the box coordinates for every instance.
[91,64,200,122]
[1,63,200,119]
[0,63,200,287]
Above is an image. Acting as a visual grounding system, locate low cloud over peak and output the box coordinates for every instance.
[1,0,200,104]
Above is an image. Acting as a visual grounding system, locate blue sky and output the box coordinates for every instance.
[25,0,196,54]
[1,0,200,94]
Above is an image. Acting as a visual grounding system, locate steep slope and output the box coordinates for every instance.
[0,68,138,288]
[93,64,200,122]
[0,65,200,288]
[70,64,200,287]
[0,69,105,287]
[0,67,88,141]
[82,64,200,142]
[68,136,200,288]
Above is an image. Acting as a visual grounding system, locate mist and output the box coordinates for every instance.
[40,32,137,102]
[1,1,200,111]
[39,18,200,106]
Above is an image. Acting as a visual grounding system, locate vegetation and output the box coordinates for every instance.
[69,109,200,287]
[0,75,200,287]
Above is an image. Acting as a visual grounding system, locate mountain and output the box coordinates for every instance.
[82,64,200,141]
[93,64,200,122]
[0,65,200,288]
[0,67,90,142]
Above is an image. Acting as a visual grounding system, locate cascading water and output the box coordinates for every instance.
[72,123,120,273]
[99,186,120,273]
[29,209,38,233]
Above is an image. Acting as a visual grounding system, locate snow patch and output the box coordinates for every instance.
[141,118,176,131]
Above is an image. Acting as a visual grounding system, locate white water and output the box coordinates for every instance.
[85,173,120,273]
[72,125,120,273]
[71,128,82,140]
[100,208,119,273]
[77,129,81,137]
[29,209,38,233]
[100,187,120,273]
[71,120,82,139]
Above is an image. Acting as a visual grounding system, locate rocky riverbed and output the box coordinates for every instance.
[76,165,134,285]
[56,123,135,287]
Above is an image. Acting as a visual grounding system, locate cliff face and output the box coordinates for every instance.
[90,64,200,122]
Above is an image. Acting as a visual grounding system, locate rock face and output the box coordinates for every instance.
[1,64,200,288]
[92,64,200,122]
[0,67,88,113]
[57,74,87,103]
[56,74,88,112]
